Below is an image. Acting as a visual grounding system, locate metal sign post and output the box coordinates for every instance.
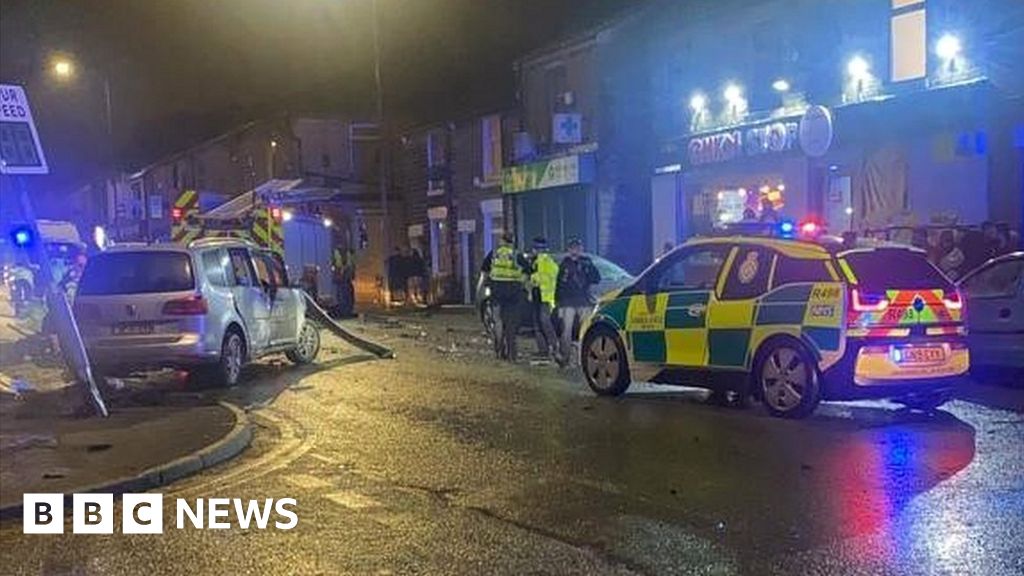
[1,83,108,417]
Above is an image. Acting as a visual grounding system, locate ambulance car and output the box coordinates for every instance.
[579,235,968,418]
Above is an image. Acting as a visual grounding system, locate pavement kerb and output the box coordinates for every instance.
[0,401,251,520]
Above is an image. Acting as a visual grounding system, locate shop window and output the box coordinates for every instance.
[891,3,926,82]
[773,256,834,288]
[721,247,772,300]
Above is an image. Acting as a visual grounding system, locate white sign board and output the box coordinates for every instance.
[457,219,476,233]
[0,84,48,175]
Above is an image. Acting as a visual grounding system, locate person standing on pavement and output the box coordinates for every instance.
[333,243,358,315]
[555,237,600,366]
[481,233,531,361]
[527,236,558,360]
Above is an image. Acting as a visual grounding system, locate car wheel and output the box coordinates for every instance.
[286,321,321,365]
[581,325,630,396]
[215,331,245,387]
[754,340,820,419]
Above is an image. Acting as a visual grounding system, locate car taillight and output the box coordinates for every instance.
[162,295,208,316]
[851,289,889,312]
[942,290,963,310]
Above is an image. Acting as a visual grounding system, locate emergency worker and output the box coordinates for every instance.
[481,233,531,361]
[527,236,558,360]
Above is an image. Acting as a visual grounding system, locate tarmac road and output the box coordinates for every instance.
[1,309,1022,575]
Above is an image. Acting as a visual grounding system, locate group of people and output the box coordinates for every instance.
[481,233,600,365]
[912,221,1019,280]
[386,246,428,306]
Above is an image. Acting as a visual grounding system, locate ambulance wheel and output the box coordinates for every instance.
[754,339,820,419]
[582,325,630,396]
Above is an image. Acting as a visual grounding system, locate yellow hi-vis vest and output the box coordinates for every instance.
[490,245,524,283]
[531,252,558,305]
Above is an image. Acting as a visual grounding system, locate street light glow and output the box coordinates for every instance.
[772,78,790,92]
[689,93,706,112]
[322,217,333,228]
[936,34,961,60]
[53,59,73,78]
[847,55,870,79]
[723,84,743,103]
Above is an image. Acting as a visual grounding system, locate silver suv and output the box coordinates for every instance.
[74,238,320,386]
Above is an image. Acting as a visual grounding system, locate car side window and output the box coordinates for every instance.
[773,255,834,288]
[201,249,229,287]
[251,253,274,287]
[227,248,255,287]
[962,260,1024,298]
[720,247,772,300]
[260,252,289,287]
[649,246,729,293]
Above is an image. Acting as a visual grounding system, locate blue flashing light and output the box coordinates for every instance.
[778,220,795,237]
[11,226,33,247]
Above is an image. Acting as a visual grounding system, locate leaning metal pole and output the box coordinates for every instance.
[16,177,108,417]
[371,0,391,309]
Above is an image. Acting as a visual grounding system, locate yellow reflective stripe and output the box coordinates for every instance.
[175,189,197,208]
[837,258,858,284]
[716,248,739,297]
[707,299,755,329]
[665,329,707,365]
[824,261,839,281]
[252,221,270,245]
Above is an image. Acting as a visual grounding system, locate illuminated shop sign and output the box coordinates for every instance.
[687,121,798,167]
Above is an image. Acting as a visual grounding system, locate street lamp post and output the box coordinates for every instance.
[52,56,120,233]
[371,0,391,307]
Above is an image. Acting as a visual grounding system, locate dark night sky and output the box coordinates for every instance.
[0,0,635,187]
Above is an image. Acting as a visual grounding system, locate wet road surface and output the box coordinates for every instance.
[2,310,1022,575]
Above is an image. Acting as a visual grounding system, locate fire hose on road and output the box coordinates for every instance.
[301,292,395,359]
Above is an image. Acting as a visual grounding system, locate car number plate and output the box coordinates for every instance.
[113,322,154,336]
[897,346,945,364]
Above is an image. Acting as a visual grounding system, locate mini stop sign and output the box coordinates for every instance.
[0,84,49,175]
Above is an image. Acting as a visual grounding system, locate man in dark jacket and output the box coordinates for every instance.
[555,237,600,366]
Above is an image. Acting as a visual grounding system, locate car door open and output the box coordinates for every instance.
[228,247,272,355]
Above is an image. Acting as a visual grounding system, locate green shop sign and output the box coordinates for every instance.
[502,153,594,194]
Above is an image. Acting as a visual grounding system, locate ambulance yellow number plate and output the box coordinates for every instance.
[896,346,945,364]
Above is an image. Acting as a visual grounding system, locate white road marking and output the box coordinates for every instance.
[283,473,333,490]
[324,490,382,510]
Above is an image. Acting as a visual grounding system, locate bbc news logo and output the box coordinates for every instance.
[23,494,298,534]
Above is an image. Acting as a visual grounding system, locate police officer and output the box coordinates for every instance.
[481,233,531,361]
[528,236,558,360]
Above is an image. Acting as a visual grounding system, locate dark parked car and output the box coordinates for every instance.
[958,251,1024,370]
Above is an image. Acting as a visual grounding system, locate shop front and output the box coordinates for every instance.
[651,110,824,253]
[652,84,1011,252]
[503,153,598,252]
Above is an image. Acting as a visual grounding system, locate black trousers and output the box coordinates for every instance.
[491,283,524,361]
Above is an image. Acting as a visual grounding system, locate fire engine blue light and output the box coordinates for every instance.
[11,227,32,247]
[779,220,795,237]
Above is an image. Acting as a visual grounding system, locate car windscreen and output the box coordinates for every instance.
[554,253,632,281]
[78,252,195,295]
[840,249,953,291]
